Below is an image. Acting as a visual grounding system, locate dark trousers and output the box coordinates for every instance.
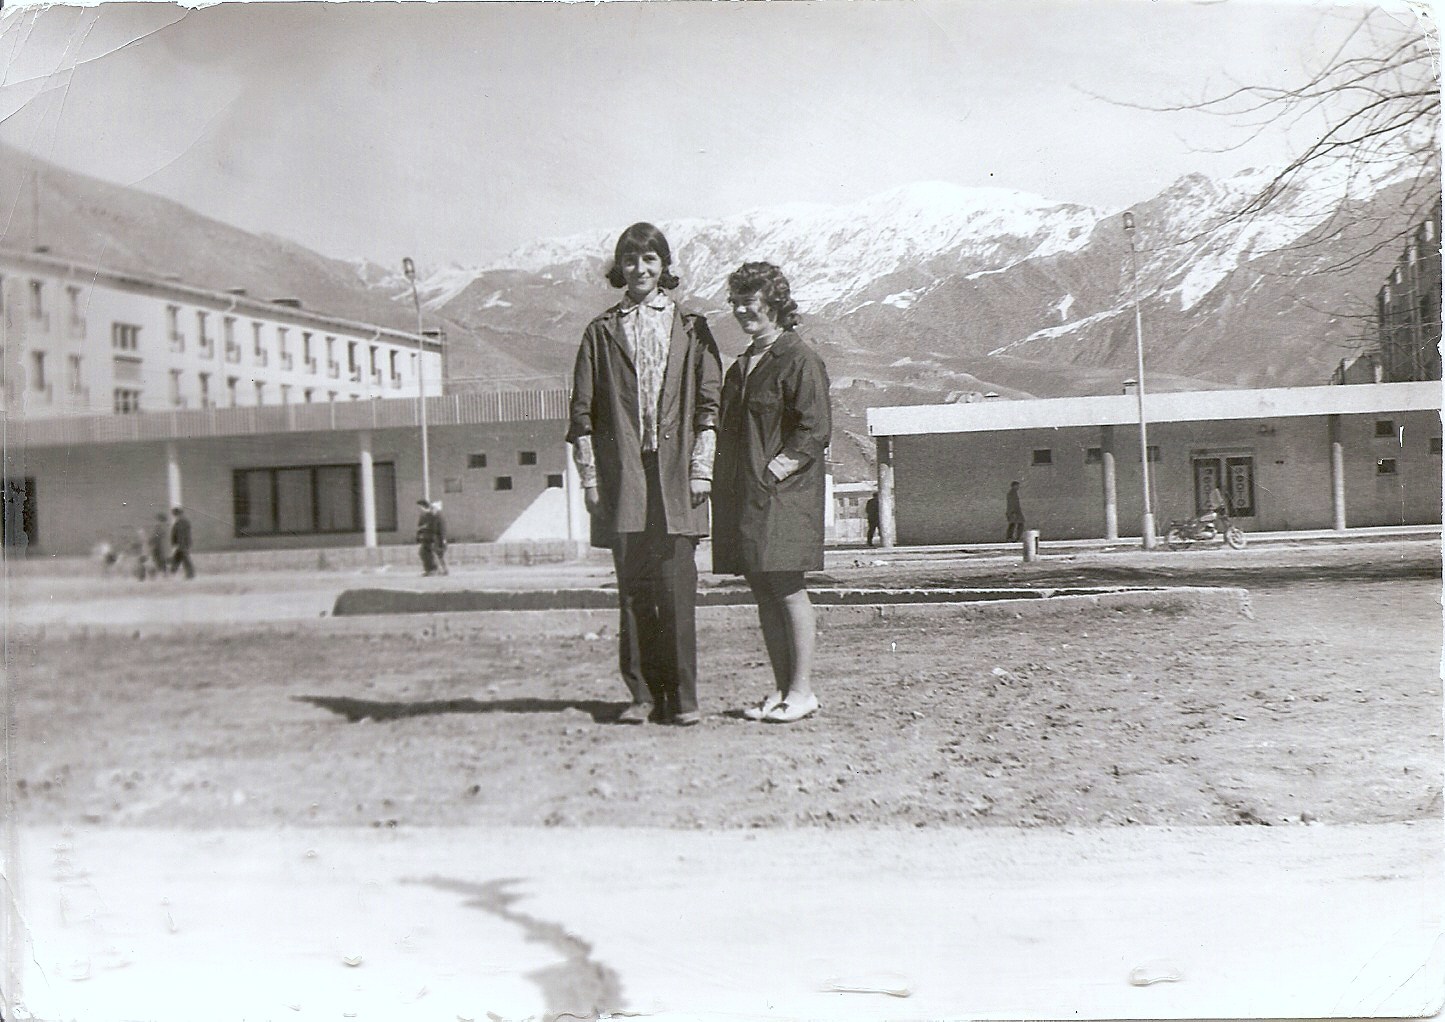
[611,455,699,717]
[1005,521,1025,543]
[170,548,195,579]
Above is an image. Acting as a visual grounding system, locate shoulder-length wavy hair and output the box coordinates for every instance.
[726,262,800,330]
[605,222,681,291]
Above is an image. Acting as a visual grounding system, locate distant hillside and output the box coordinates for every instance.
[0,143,537,380]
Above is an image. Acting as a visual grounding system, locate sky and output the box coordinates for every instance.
[0,0,1431,270]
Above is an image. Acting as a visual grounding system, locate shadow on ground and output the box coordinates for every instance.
[294,694,618,723]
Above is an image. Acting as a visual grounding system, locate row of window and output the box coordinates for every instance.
[467,451,540,468]
[1027,432,1442,468]
[162,308,412,381]
[231,462,565,538]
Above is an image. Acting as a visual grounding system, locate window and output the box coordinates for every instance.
[30,351,45,390]
[302,332,313,361]
[468,454,488,468]
[168,306,183,349]
[169,370,183,407]
[113,387,141,414]
[1147,445,1162,463]
[546,474,564,488]
[1084,447,1103,465]
[253,322,264,353]
[303,388,314,404]
[196,311,211,348]
[1377,458,1398,475]
[1031,449,1052,466]
[65,285,82,329]
[254,381,265,405]
[227,376,239,406]
[518,451,538,466]
[347,341,358,370]
[1375,420,1395,438]
[199,373,211,408]
[111,323,140,351]
[66,355,82,395]
[494,476,513,491]
[28,280,44,318]
[277,327,289,354]
[444,477,463,494]
[1432,437,1442,456]
[280,384,291,405]
[233,462,398,537]
[224,317,236,345]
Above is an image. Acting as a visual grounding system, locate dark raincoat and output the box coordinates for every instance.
[566,303,722,549]
[712,330,832,574]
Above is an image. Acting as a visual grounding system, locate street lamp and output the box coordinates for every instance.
[402,257,431,504]
[1122,212,1156,550]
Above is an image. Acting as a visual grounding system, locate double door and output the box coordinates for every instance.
[1192,455,1255,518]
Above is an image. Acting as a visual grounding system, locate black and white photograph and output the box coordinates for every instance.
[0,1,1440,1019]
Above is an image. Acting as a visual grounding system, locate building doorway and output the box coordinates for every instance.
[1193,455,1255,518]
[2,476,36,549]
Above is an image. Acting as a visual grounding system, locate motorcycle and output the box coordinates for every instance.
[1165,510,1247,550]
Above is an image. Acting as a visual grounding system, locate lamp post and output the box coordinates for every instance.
[1122,212,1156,550]
[402,257,431,504]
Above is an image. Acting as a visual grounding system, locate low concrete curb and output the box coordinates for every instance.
[21,585,1250,641]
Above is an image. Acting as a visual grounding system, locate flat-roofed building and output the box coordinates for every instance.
[0,248,443,419]
[867,382,1442,546]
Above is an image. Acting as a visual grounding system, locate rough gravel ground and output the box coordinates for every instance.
[9,551,1440,832]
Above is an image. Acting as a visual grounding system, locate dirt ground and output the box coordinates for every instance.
[8,543,1441,833]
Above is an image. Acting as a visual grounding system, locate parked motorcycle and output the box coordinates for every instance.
[1165,511,1247,550]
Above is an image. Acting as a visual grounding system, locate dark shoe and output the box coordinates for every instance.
[672,711,702,727]
[617,702,652,725]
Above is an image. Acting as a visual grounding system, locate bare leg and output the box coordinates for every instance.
[754,589,791,700]
[777,587,816,700]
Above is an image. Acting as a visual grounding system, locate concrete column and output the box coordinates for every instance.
[1100,424,1119,541]
[1328,414,1347,532]
[358,430,378,548]
[563,441,585,554]
[165,442,182,509]
[877,435,897,548]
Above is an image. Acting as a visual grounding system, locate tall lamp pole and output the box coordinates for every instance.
[1122,212,1156,550]
[402,257,431,504]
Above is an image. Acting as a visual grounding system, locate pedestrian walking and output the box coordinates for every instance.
[415,499,441,575]
[566,222,722,727]
[1005,481,1025,543]
[169,507,195,579]
[865,494,880,547]
[713,262,832,725]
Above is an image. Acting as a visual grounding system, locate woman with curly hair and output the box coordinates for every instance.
[713,262,832,724]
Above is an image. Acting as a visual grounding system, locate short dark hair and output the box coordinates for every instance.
[606,222,681,290]
[726,262,800,330]
[172,507,183,515]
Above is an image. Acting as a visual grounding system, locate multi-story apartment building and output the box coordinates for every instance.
[1331,205,1442,385]
[0,248,444,418]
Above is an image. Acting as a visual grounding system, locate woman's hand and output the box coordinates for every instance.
[584,486,601,515]
[689,478,711,507]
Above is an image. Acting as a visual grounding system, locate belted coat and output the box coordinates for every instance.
[566,302,722,549]
[712,330,832,575]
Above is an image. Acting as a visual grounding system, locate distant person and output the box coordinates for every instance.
[94,537,118,576]
[1005,481,1025,543]
[864,494,880,547]
[431,500,450,576]
[567,222,722,727]
[169,507,195,579]
[149,513,170,577]
[415,498,441,575]
[129,527,149,581]
[1208,485,1231,529]
[713,261,831,725]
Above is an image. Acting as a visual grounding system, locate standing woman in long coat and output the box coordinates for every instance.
[713,262,832,724]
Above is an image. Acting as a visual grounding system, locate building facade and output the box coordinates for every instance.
[4,390,584,556]
[0,248,444,419]
[868,382,1442,546]
[1331,206,1442,385]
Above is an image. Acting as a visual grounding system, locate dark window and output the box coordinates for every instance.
[1431,437,1442,456]
[468,454,488,469]
[518,451,538,466]
[1084,447,1102,465]
[546,474,564,488]
[111,323,140,351]
[1375,420,1395,438]
[233,462,397,537]
[494,476,513,491]
[113,387,141,413]
[1031,449,1052,466]
[1147,445,1162,463]
[1377,458,1398,476]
